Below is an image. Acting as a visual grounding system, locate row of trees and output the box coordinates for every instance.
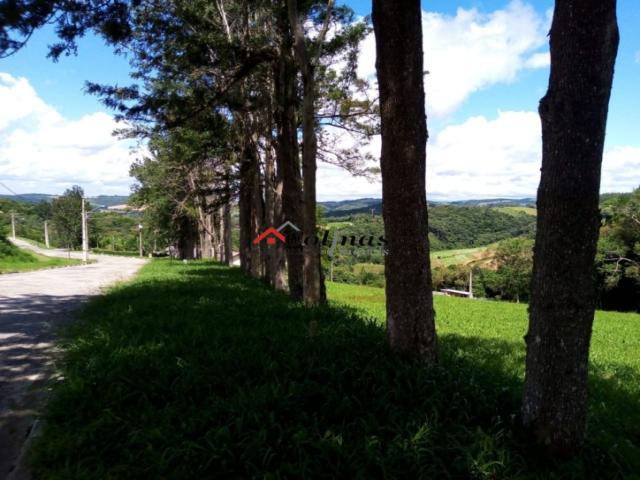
[94,0,378,304]
[1,0,621,456]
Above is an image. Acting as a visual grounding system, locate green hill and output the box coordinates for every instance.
[428,205,535,250]
[326,205,536,252]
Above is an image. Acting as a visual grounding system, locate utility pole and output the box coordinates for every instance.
[81,198,89,263]
[468,269,474,299]
[11,212,16,240]
[44,220,50,248]
[138,224,143,257]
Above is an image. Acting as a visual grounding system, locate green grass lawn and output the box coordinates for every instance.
[328,281,640,373]
[32,261,639,479]
[0,237,82,273]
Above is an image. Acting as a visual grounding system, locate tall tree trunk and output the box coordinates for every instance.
[372,0,437,363]
[265,137,286,289]
[288,0,329,305]
[222,200,233,266]
[188,173,214,259]
[212,206,222,261]
[522,0,619,455]
[275,42,304,301]
[198,207,214,259]
[250,133,265,279]
[177,214,198,260]
[239,144,254,274]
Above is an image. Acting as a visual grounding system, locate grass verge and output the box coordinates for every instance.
[32,261,639,479]
[0,237,82,273]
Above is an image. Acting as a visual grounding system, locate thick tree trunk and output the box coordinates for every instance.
[288,0,326,305]
[275,44,304,300]
[522,0,619,455]
[177,214,198,260]
[372,0,437,363]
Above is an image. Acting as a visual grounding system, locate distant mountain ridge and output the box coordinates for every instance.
[4,193,626,216]
[0,193,55,204]
[319,197,537,217]
[89,196,131,208]
[0,194,130,209]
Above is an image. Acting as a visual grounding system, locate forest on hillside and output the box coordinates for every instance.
[323,190,639,312]
[323,203,536,251]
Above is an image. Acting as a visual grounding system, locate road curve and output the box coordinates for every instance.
[0,239,146,479]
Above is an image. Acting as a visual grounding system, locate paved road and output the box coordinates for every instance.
[0,240,146,479]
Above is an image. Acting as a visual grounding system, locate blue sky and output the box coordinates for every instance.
[0,0,639,199]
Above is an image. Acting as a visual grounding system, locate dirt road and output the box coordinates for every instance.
[0,240,146,479]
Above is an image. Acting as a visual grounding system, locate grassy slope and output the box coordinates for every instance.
[0,236,81,273]
[494,206,537,216]
[327,282,639,369]
[431,244,495,267]
[32,261,639,479]
[354,244,495,274]
[328,282,640,469]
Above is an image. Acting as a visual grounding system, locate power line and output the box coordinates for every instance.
[0,181,19,196]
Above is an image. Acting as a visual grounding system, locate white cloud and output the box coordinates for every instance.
[317,163,380,202]
[0,73,135,195]
[525,52,550,69]
[358,0,550,116]
[0,73,61,130]
[318,111,640,201]
[602,146,640,193]
[427,110,542,198]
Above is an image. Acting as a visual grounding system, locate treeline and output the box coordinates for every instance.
[0,188,151,254]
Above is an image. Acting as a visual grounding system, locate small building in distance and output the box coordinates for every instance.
[440,288,472,298]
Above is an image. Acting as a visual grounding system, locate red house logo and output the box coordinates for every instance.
[253,227,286,245]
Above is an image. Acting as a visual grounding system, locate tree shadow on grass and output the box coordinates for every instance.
[439,333,640,477]
[29,262,640,480]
